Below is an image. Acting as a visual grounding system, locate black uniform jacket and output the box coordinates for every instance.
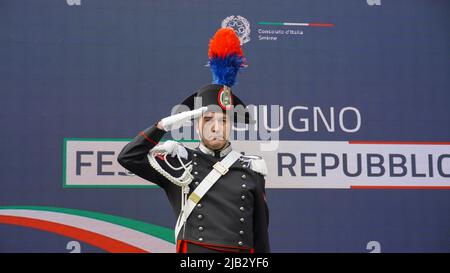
[117,125,270,253]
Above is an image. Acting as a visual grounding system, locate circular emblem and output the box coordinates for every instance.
[217,86,233,110]
[221,15,251,45]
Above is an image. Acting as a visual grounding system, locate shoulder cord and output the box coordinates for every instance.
[147,150,194,187]
[147,150,194,238]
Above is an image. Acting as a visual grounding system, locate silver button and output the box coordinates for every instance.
[238,241,243,246]
[239,230,244,235]
[193,153,197,157]
[198,214,203,219]
[240,206,245,211]
[197,203,202,208]
[241,195,245,200]
[194,171,198,175]
[241,184,247,189]
[240,218,245,223]
[194,181,199,186]
[193,161,198,166]
[199,226,204,232]
[241,174,246,179]
[199,237,203,242]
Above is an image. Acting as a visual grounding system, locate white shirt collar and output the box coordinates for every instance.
[198,142,232,158]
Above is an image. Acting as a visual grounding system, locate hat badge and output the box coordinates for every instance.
[217,86,233,110]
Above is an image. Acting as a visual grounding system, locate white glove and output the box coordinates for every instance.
[159,140,188,159]
[160,107,207,131]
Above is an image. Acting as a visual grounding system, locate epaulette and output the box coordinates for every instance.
[240,155,268,176]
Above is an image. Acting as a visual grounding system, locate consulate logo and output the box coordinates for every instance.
[221,15,251,45]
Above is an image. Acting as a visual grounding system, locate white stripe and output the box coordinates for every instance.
[284,22,309,26]
[0,209,175,253]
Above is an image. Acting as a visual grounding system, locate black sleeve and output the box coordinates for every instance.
[117,124,171,188]
[253,174,271,253]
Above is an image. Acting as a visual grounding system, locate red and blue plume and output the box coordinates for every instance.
[208,28,246,87]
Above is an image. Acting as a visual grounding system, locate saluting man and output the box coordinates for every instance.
[117,28,270,253]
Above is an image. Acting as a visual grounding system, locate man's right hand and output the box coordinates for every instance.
[158,107,207,132]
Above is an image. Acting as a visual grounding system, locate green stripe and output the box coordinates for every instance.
[258,22,284,25]
[63,138,67,187]
[0,206,175,244]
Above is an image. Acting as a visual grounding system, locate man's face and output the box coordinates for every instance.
[198,111,231,150]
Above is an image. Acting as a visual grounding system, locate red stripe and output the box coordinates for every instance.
[194,244,243,253]
[176,239,188,253]
[182,240,188,253]
[349,140,450,145]
[0,215,148,253]
[179,239,254,253]
[309,23,334,27]
[351,185,450,190]
[176,239,186,253]
[139,132,158,145]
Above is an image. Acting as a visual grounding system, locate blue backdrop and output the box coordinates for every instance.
[0,0,449,252]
